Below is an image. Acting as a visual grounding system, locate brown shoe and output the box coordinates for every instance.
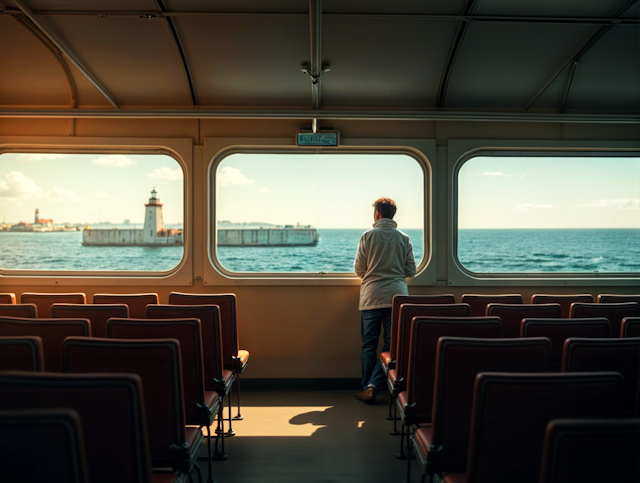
[355,387,377,404]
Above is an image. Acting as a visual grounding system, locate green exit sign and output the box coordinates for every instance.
[296,131,339,146]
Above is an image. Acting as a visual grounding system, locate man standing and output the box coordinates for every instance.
[354,197,417,403]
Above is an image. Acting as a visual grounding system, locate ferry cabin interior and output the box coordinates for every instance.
[0,1,639,482]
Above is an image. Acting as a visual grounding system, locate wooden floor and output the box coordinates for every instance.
[199,390,422,483]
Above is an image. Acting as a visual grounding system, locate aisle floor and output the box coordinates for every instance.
[199,390,422,483]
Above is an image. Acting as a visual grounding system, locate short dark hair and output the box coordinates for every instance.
[373,197,397,219]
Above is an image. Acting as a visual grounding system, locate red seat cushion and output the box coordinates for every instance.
[443,473,468,483]
[414,425,433,455]
[380,351,391,366]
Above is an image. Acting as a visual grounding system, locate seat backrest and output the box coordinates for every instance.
[461,294,523,317]
[621,317,640,338]
[0,293,16,304]
[389,294,457,361]
[570,302,640,338]
[597,294,640,304]
[0,372,153,483]
[0,317,90,372]
[21,293,86,317]
[466,372,624,483]
[93,293,159,319]
[429,337,552,472]
[402,316,502,415]
[52,304,129,338]
[487,303,562,338]
[0,304,37,318]
[0,408,90,483]
[562,337,640,416]
[539,419,640,483]
[0,335,44,371]
[168,292,238,366]
[395,304,472,390]
[63,337,186,470]
[147,304,224,392]
[521,318,610,371]
[107,317,206,424]
[531,294,594,318]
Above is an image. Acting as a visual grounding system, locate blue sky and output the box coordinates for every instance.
[0,153,183,225]
[459,156,640,229]
[216,153,425,229]
[1,152,637,230]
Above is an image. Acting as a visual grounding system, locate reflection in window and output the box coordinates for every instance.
[0,153,184,271]
[214,153,425,273]
[458,155,640,273]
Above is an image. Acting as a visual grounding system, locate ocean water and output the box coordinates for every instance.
[0,228,638,274]
[458,229,640,273]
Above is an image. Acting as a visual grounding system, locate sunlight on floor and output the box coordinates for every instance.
[210,406,334,436]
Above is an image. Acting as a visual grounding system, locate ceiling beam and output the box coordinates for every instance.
[153,0,198,106]
[12,0,119,109]
[525,0,638,111]
[436,0,481,109]
[2,9,638,25]
[0,108,637,124]
[309,0,322,110]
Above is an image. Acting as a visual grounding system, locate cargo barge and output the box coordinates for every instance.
[217,226,319,247]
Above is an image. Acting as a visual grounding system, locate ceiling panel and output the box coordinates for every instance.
[322,18,457,108]
[174,16,310,107]
[566,26,639,112]
[322,0,466,15]
[164,0,307,14]
[526,67,571,112]
[445,22,602,109]
[62,58,112,108]
[477,0,633,17]
[0,15,70,106]
[37,15,192,106]
[5,0,157,11]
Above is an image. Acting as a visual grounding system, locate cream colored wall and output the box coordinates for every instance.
[1,118,639,378]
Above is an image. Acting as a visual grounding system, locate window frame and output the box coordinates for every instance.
[0,135,193,286]
[203,137,436,286]
[448,139,640,286]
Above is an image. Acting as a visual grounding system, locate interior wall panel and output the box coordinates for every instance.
[0,118,72,136]
[434,121,562,145]
[73,119,199,139]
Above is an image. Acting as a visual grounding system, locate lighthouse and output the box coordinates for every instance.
[143,188,165,244]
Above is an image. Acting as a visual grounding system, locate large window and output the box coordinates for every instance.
[0,152,184,272]
[213,152,425,274]
[457,154,640,274]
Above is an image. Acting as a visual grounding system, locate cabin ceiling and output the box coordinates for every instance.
[0,0,638,119]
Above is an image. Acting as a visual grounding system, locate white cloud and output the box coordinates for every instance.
[259,187,272,194]
[95,190,111,199]
[0,171,42,199]
[514,203,553,212]
[17,153,65,161]
[92,155,136,167]
[480,171,513,177]
[573,198,640,210]
[148,167,183,181]
[218,167,254,187]
[44,187,81,203]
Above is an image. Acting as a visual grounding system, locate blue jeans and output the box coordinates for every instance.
[361,308,392,390]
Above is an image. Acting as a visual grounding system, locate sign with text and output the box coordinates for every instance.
[296,131,339,146]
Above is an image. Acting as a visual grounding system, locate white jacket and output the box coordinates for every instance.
[354,218,417,310]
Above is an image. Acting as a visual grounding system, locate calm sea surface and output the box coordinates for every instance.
[0,228,638,273]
